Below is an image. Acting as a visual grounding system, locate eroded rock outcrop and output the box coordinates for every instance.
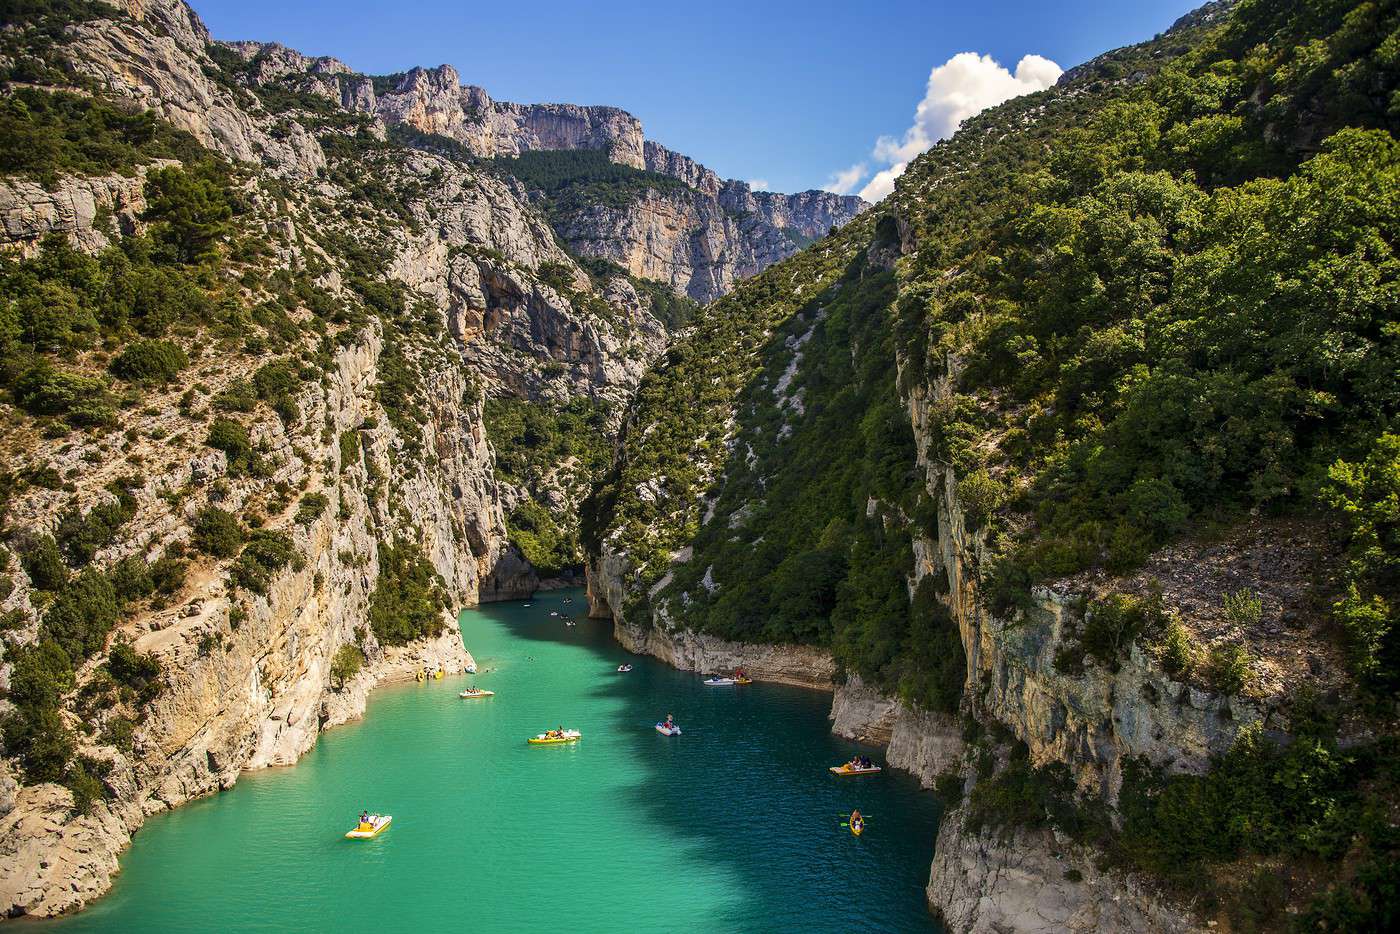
[0,163,171,256]
[927,812,1201,934]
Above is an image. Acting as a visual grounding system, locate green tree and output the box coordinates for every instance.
[143,164,233,264]
[330,644,363,689]
[1323,432,1400,696]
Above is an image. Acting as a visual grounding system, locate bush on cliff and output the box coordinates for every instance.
[192,506,244,558]
[368,540,448,646]
[109,339,188,384]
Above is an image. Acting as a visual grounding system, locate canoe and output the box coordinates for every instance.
[528,730,581,745]
[655,722,682,736]
[458,689,495,699]
[345,815,391,839]
[829,764,883,776]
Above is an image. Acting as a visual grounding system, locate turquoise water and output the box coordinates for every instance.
[51,589,942,933]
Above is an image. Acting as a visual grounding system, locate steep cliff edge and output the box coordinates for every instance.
[585,1,1399,929]
[0,0,677,917]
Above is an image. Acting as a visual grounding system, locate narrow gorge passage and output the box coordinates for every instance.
[46,589,942,933]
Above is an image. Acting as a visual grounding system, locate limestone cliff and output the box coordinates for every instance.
[216,43,866,304]
[0,0,674,916]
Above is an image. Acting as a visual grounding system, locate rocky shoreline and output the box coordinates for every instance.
[0,624,472,919]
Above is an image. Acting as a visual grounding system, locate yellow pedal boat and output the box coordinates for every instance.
[528,729,581,745]
[345,814,391,839]
[829,763,883,776]
[459,689,495,699]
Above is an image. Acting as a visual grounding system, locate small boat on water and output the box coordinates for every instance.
[850,813,865,837]
[465,663,477,674]
[655,721,682,736]
[829,763,883,776]
[528,729,581,745]
[617,664,632,672]
[459,688,494,699]
[345,814,391,839]
[550,611,559,617]
[703,677,735,686]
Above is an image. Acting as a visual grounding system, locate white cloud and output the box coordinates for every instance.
[824,162,867,195]
[835,52,1062,203]
[748,178,770,191]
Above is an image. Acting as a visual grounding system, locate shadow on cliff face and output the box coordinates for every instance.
[488,587,945,931]
[478,544,539,601]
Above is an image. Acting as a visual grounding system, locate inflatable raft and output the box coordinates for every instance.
[458,689,494,699]
[528,729,581,745]
[345,815,391,839]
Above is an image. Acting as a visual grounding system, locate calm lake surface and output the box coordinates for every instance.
[50,588,942,933]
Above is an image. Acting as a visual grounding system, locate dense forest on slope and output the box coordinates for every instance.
[895,0,1400,696]
[588,0,1399,925]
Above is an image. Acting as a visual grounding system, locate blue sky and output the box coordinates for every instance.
[190,0,1202,196]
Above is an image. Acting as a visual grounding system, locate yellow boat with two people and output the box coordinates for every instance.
[459,687,495,699]
[528,728,581,745]
[829,754,882,776]
[345,812,392,839]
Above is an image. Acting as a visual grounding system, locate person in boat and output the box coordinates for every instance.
[851,809,863,827]
[860,755,872,770]
[849,755,861,770]
[360,810,368,824]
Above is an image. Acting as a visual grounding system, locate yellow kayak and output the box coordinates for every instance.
[829,764,882,776]
[528,730,581,745]
[459,689,495,699]
[851,816,865,837]
[345,815,391,839]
